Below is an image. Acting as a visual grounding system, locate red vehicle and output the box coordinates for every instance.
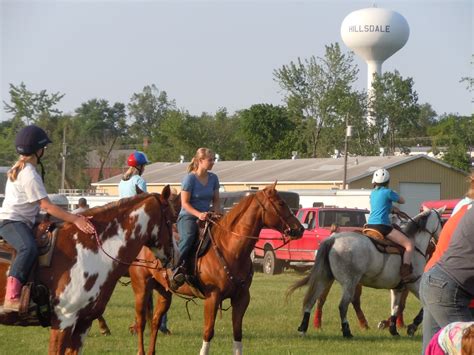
[254,206,369,275]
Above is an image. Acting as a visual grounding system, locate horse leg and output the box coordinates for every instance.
[396,288,409,328]
[97,315,111,336]
[339,283,357,338]
[48,327,71,355]
[407,308,424,337]
[387,289,402,336]
[133,282,152,355]
[48,322,91,355]
[200,292,220,355]
[298,278,333,335]
[231,289,251,355]
[351,284,369,330]
[147,288,172,355]
[313,280,333,330]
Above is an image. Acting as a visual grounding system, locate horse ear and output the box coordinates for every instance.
[422,205,430,213]
[161,185,171,201]
[438,205,446,215]
[271,180,277,190]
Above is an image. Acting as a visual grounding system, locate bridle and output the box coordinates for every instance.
[408,209,443,259]
[254,189,299,239]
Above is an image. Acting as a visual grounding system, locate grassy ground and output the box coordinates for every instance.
[0,271,423,354]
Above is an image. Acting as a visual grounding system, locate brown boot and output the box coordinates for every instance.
[400,264,418,283]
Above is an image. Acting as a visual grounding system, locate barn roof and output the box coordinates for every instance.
[93,154,467,186]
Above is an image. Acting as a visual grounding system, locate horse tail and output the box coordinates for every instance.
[287,236,336,310]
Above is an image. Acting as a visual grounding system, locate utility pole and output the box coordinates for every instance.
[343,114,352,190]
[60,125,67,192]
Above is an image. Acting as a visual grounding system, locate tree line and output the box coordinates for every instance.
[1,43,472,192]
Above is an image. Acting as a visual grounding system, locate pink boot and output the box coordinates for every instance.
[3,276,22,312]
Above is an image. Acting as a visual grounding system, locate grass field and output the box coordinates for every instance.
[0,271,424,354]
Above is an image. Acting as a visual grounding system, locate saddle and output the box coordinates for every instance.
[0,217,60,325]
[361,225,405,255]
[169,214,222,298]
[0,217,59,267]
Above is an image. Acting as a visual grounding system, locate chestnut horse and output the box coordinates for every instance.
[0,187,175,354]
[129,183,304,355]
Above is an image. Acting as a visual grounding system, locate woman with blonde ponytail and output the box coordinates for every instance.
[170,148,221,289]
[0,125,95,312]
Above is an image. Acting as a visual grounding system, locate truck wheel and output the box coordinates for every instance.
[263,250,283,275]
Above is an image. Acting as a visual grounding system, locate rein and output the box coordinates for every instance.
[93,201,174,270]
[204,190,295,287]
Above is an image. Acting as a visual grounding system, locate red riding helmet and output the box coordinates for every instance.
[127,151,150,167]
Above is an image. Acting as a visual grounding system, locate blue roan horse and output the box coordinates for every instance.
[288,207,444,338]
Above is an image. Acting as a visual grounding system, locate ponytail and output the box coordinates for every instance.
[186,157,198,173]
[122,166,139,181]
[187,147,214,173]
[8,155,35,182]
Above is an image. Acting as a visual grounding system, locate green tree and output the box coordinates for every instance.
[128,84,176,140]
[239,104,295,159]
[371,71,420,154]
[274,43,360,157]
[75,99,127,181]
[428,114,473,171]
[3,82,64,124]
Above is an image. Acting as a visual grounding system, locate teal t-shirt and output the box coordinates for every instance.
[368,186,400,226]
[119,175,147,198]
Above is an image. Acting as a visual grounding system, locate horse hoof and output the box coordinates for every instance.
[298,331,306,337]
[378,320,388,330]
[101,330,111,336]
[407,324,417,337]
[343,333,353,339]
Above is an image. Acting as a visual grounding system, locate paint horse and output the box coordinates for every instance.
[129,183,304,355]
[289,207,443,338]
[0,187,175,354]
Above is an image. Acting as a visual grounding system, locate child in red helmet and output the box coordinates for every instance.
[119,151,150,197]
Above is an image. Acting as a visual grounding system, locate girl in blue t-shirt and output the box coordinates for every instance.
[171,148,220,288]
[367,168,415,283]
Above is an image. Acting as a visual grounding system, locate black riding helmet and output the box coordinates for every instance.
[15,125,52,156]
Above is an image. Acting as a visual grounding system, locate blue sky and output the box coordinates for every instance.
[1,0,472,120]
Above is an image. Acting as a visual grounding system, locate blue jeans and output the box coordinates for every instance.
[420,264,473,353]
[176,214,199,264]
[0,220,38,284]
[159,312,168,331]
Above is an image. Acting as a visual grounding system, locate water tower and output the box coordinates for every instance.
[341,7,409,125]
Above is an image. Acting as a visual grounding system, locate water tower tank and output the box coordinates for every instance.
[341,7,409,116]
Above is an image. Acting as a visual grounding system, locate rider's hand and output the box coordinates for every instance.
[198,212,208,221]
[74,215,96,234]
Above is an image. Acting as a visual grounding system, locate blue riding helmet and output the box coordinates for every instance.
[15,125,52,156]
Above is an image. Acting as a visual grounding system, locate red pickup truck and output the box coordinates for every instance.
[253,207,369,275]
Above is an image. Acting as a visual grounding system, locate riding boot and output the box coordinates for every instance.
[400,264,418,283]
[3,276,22,312]
[170,260,187,290]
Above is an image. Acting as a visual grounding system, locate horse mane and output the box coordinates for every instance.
[401,210,429,237]
[219,193,256,230]
[85,193,159,216]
